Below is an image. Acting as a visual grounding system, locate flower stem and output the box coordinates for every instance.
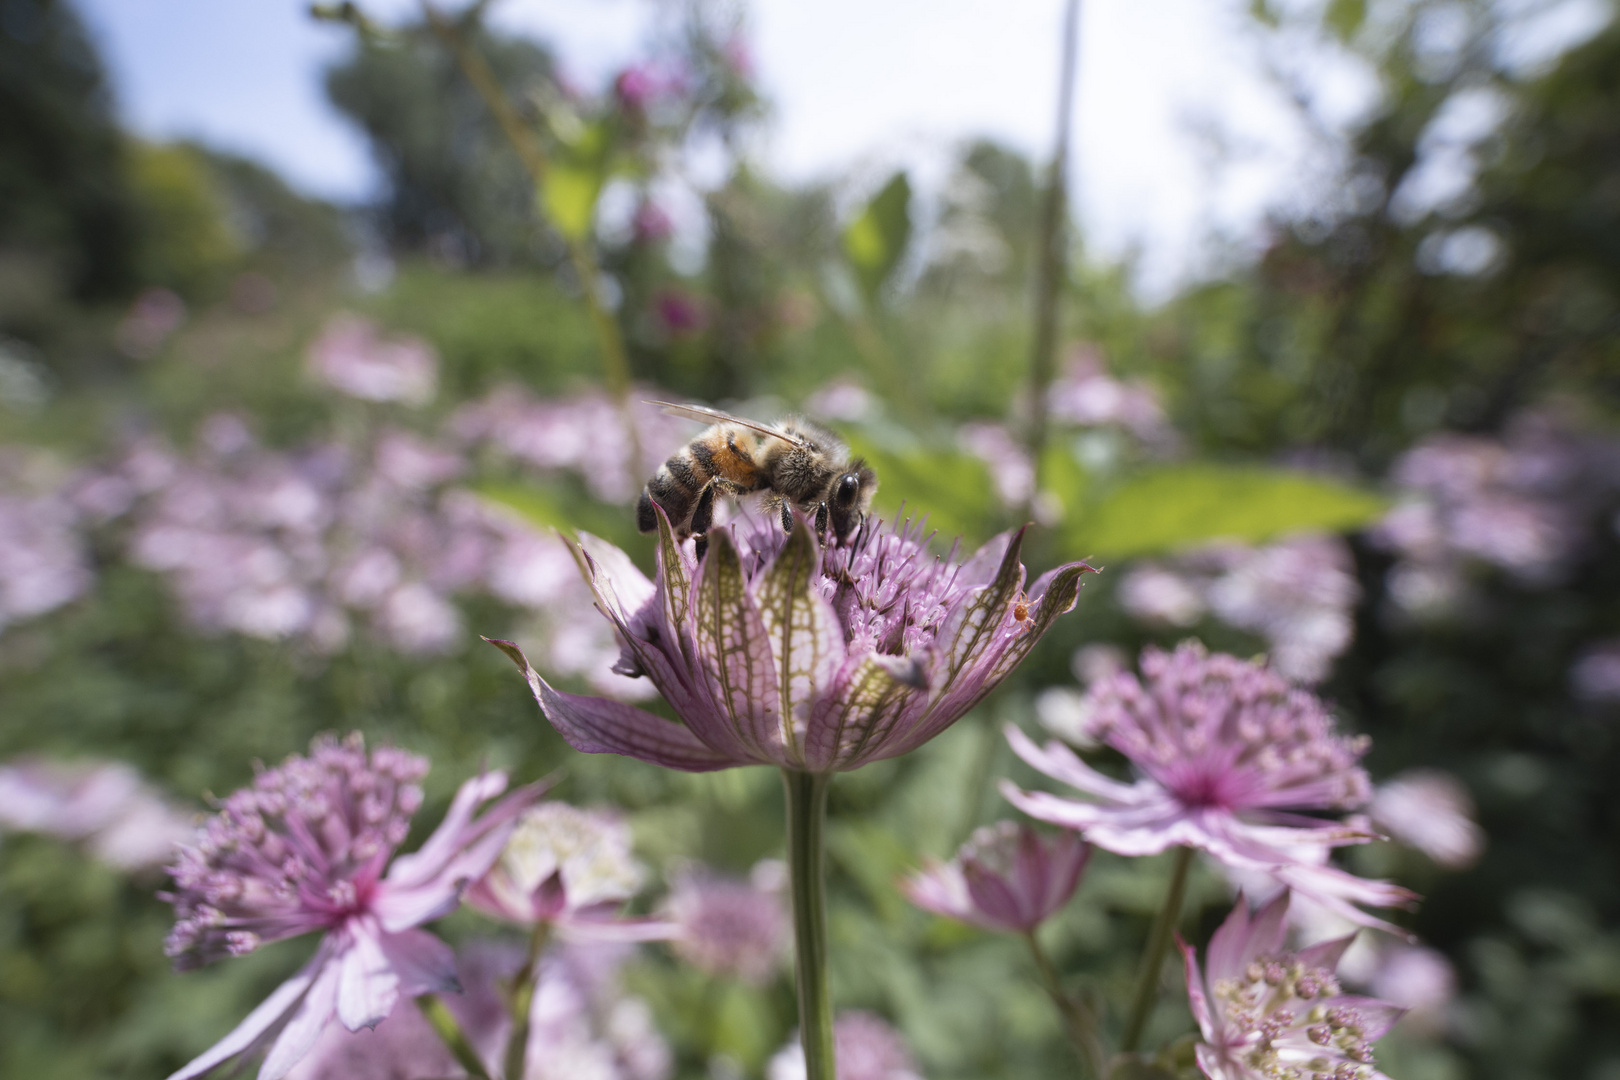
[783,769,835,1080]
[1119,845,1194,1053]
[418,994,494,1080]
[504,919,552,1080]
[1024,0,1083,518]
[1024,930,1106,1079]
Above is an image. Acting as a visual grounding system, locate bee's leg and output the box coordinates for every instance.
[694,535,709,561]
[779,500,794,533]
[689,480,720,537]
[813,502,829,537]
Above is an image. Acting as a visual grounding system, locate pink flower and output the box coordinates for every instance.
[161,734,540,1080]
[902,821,1088,934]
[0,757,196,871]
[1002,642,1416,932]
[1369,771,1483,870]
[1181,891,1404,1080]
[664,862,788,985]
[306,314,437,406]
[767,1011,922,1080]
[493,515,1093,775]
[465,801,677,942]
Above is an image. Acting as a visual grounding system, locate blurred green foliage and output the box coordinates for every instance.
[1,0,1618,1078]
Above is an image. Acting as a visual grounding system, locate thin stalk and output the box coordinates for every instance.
[418,994,494,1080]
[1024,0,1082,518]
[420,1,637,436]
[783,769,835,1080]
[1024,930,1105,1079]
[1119,845,1194,1054]
[504,919,553,1080]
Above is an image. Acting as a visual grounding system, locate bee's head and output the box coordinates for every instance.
[827,459,878,542]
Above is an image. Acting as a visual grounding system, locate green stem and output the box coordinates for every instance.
[1119,845,1194,1054]
[418,994,493,1080]
[1024,931,1105,1079]
[783,769,835,1080]
[1025,0,1082,518]
[504,920,552,1080]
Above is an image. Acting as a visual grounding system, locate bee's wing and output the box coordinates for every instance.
[645,400,809,448]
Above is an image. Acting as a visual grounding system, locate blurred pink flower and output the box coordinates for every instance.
[902,820,1088,934]
[1118,536,1359,684]
[1181,891,1404,1080]
[1366,944,1454,1036]
[958,423,1034,509]
[307,314,437,406]
[1046,350,1172,447]
[664,861,788,985]
[466,801,676,942]
[767,1011,923,1080]
[653,289,707,336]
[162,734,540,1080]
[282,1001,456,1080]
[1570,639,1620,702]
[115,287,186,359]
[495,516,1092,774]
[0,758,195,871]
[632,201,675,243]
[1003,642,1416,932]
[1369,770,1483,870]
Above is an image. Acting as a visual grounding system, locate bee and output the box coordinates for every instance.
[637,401,878,546]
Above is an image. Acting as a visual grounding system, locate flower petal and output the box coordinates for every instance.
[384,769,509,891]
[487,637,740,771]
[803,652,925,771]
[576,531,656,617]
[377,926,460,996]
[164,964,318,1080]
[1177,933,1217,1040]
[756,518,846,761]
[337,922,399,1031]
[931,526,1027,698]
[692,528,786,765]
[259,957,340,1080]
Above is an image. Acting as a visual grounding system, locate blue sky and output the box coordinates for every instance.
[77,0,1604,295]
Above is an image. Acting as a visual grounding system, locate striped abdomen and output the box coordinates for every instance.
[636,424,765,535]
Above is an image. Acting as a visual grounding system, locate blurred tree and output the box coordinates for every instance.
[1160,0,1620,465]
[326,20,559,268]
[0,0,139,307]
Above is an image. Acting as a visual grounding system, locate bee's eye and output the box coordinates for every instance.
[835,473,860,505]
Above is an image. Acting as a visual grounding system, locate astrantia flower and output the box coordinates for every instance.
[902,820,1089,934]
[162,734,539,1080]
[1369,770,1483,870]
[492,511,1093,774]
[466,801,676,941]
[664,861,788,985]
[1002,642,1416,932]
[1181,891,1403,1080]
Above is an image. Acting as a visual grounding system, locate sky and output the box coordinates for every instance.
[67,0,1612,297]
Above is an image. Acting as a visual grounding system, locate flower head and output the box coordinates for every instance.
[664,861,788,985]
[493,511,1093,774]
[1181,891,1403,1080]
[466,801,676,941]
[306,314,437,406]
[1002,642,1416,932]
[902,820,1088,934]
[162,734,539,1080]
[1369,770,1483,870]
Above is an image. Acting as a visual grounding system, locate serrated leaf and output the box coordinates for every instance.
[1070,464,1388,559]
[842,171,912,302]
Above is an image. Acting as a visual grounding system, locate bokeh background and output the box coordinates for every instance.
[1,0,1618,1077]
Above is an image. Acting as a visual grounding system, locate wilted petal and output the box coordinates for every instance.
[488,638,740,771]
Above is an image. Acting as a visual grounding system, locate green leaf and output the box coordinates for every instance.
[1325,0,1366,40]
[842,432,998,545]
[842,171,912,302]
[1069,463,1388,560]
[540,161,604,241]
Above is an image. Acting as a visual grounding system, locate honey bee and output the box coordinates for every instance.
[637,401,878,546]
